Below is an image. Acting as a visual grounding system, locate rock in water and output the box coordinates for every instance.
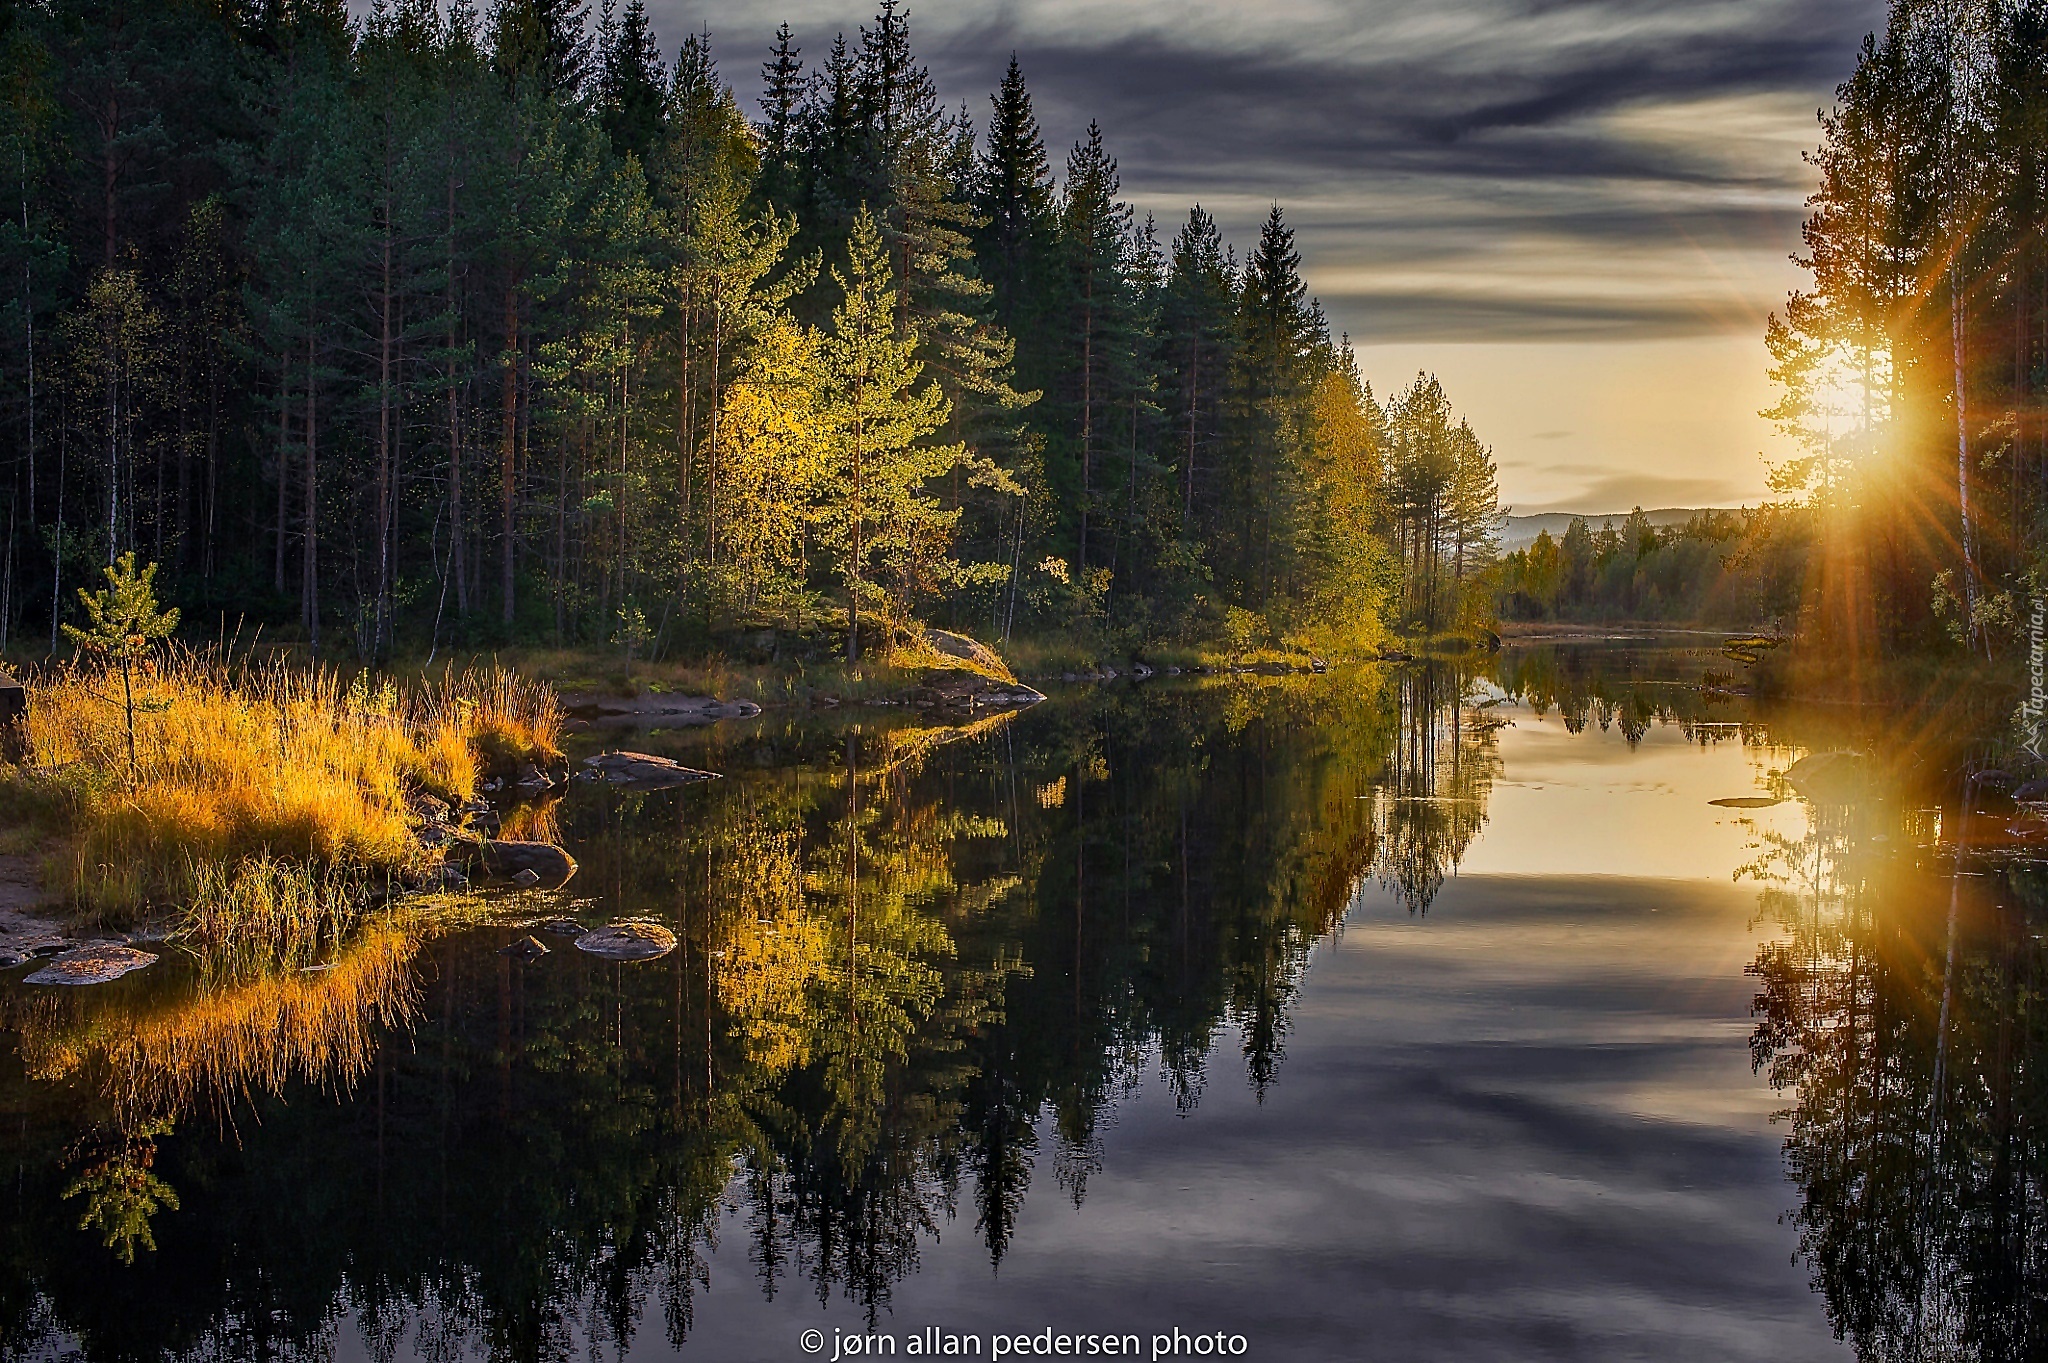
[512,868,541,888]
[1709,796,1783,809]
[480,840,578,890]
[1785,751,1870,805]
[538,918,584,936]
[24,943,157,986]
[574,921,677,962]
[499,935,550,961]
[581,751,722,789]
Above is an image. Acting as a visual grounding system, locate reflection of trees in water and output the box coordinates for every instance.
[1491,642,1759,747]
[1366,662,1503,914]
[0,672,1511,1360]
[1748,802,2048,1362]
[0,919,422,1273]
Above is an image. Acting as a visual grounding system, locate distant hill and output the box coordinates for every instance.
[1498,508,1738,553]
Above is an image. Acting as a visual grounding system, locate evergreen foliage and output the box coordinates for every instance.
[0,0,1501,659]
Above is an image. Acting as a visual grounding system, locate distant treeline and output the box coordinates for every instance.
[1495,507,1808,627]
[0,0,1498,660]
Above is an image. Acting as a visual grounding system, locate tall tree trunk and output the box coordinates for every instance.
[707,300,724,570]
[446,138,467,618]
[104,335,116,565]
[303,326,320,652]
[677,279,694,576]
[1953,265,1984,656]
[1184,342,1199,520]
[500,284,518,629]
[849,389,864,663]
[1079,275,1093,570]
[49,398,63,652]
[377,214,393,658]
[21,153,32,611]
[275,361,290,594]
[554,433,567,646]
[174,339,190,570]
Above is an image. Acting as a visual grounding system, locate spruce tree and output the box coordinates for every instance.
[1058,121,1132,576]
[756,23,804,213]
[974,56,1055,323]
[595,0,665,161]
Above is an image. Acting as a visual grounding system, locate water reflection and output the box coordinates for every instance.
[3,670,1458,1358]
[1,920,423,1269]
[0,644,2019,1362]
[1746,779,2048,1361]
[1367,663,1502,913]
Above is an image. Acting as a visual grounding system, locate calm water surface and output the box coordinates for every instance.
[2,645,2032,1362]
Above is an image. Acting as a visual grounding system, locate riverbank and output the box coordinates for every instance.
[0,655,565,938]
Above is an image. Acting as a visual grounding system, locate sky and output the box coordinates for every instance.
[632,0,1889,514]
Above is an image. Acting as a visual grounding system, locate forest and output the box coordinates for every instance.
[1493,507,1810,628]
[1764,0,2048,662]
[0,0,1503,665]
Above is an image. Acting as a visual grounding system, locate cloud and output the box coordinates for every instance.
[649,0,1877,343]
[1512,470,1760,514]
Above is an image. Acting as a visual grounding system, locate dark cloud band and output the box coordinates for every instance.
[649,0,1878,343]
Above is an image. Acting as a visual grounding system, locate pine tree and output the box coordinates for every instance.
[816,208,970,660]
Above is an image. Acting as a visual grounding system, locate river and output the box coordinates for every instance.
[2,642,2034,1362]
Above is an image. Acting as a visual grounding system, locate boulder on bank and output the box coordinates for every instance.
[499,934,550,961]
[24,942,157,986]
[923,628,1014,680]
[575,921,677,962]
[582,750,723,788]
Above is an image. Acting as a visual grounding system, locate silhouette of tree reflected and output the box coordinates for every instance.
[1748,796,2048,1361]
[1,670,1513,1359]
[1367,661,1502,914]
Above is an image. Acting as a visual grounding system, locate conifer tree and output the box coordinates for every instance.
[1058,121,1133,576]
[1163,206,1235,543]
[974,56,1055,329]
[756,23,804,213]
[595,0,665,161]
[816,208,970,660]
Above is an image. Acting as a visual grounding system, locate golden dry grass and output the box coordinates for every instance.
[454,664,565,776]
[4,652,562,922]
